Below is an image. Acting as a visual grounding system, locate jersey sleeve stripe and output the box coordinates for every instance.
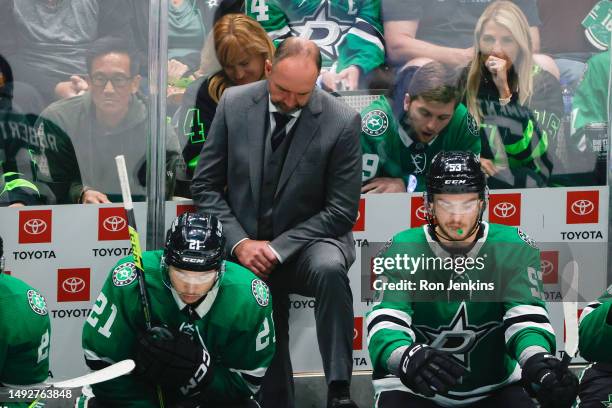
[504,305,550,319]
[503,313,551,328]
[83,349,116,366]
[267,26,291,40]
[229,367,268,394]
[367,321,416,345]
[504,321,555,343]
[347,20,384,51]
[579,302,601,324]
[367,308,412,329]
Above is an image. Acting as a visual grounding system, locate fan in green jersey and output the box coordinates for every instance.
[0,236,51,408]
[577,285,612,407]
[78,213,275,407]
[360,62,480,194]
[366,151,578,407]
[246,0,384,91]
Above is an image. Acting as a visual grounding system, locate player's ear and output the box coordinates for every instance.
[131,75,142,94]
[403,93,411,112]
[264,59,273,78]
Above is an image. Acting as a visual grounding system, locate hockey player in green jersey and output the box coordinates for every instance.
[246,0,384,91]
[577,286,612,407]
[78,213,274,407]
[0,236,51,408]
[361,62,480,193]
[366,151,578,407]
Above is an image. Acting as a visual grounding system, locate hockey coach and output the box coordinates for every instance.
[191,37,362,408]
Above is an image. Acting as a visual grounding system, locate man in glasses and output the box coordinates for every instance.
[366,151,578,407]
[78,212,274,407]
[38,36,180,204]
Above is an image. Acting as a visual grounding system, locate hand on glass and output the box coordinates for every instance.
[361,177,406,193]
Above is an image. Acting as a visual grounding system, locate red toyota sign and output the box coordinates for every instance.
[353,198,365,232]
[98,207,129,241]
[353,317,364,350]
[177,204,196,217]
[540,251,559,284]
[57,268,90,302]
[488,193,521,226]
[19,209,52,243]
[410,196,428,228]
[566,191,599,224]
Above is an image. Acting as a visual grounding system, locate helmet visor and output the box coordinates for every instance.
[434,198,481,215]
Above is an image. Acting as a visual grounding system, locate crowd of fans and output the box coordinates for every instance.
[0,0,609,206]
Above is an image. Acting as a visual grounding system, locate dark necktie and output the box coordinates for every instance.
[271,112,291,151]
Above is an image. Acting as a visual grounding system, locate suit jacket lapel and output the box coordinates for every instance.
[247,82,268,208]
[275,89,322,198]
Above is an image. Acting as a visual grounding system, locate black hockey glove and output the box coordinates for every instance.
[398,343,468,397]
[134,326,213,395]
[521,352,578,408]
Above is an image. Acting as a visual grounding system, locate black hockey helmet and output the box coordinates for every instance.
[163,212,225,272]
[426,151,486,198]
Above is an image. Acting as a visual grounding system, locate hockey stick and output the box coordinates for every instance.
[115,155,165,408]
[0,360,135,404]
[560,260,579,368]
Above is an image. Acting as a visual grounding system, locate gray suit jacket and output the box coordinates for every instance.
[191,80,362,264]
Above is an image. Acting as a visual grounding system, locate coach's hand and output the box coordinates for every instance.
[522,352,578,408]
[235,239,278,279]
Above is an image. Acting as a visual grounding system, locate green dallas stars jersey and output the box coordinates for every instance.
[247,0,384,74]
[582,0,611,51]
[571,51,610,133]
[579,285,612,363]
[360,95,480,192]
[0,274,51,407]
[366,222,555,407]
[78,251,275,407]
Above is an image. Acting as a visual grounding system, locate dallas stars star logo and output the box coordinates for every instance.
[414,302,500,370]
[602,395,612,408]
[290,2,351,60]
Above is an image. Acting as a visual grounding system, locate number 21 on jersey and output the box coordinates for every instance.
[86,292,118,339]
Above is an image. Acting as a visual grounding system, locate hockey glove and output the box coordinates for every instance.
[398,343,468,397]
[135,326,213,394]
[521,352,578,408]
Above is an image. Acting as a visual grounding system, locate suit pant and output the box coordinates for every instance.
[258,241,355,408]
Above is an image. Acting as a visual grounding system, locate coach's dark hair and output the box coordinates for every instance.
[85,36,140,77]
[390,61,459,119]
[273,37,322,72]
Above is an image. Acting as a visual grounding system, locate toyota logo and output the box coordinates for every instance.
[353,328,359,340]
[62,277,85,293]
[23,219,47,235]
[356,210,361,221]
[103,216,126,232]
[540,260,554,277]
[415,205,428,221]
[493,202,516,218]
[571,200,594,216]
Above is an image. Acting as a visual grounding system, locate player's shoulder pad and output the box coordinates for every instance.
[360,96,391,138]
[109,256,139,288]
